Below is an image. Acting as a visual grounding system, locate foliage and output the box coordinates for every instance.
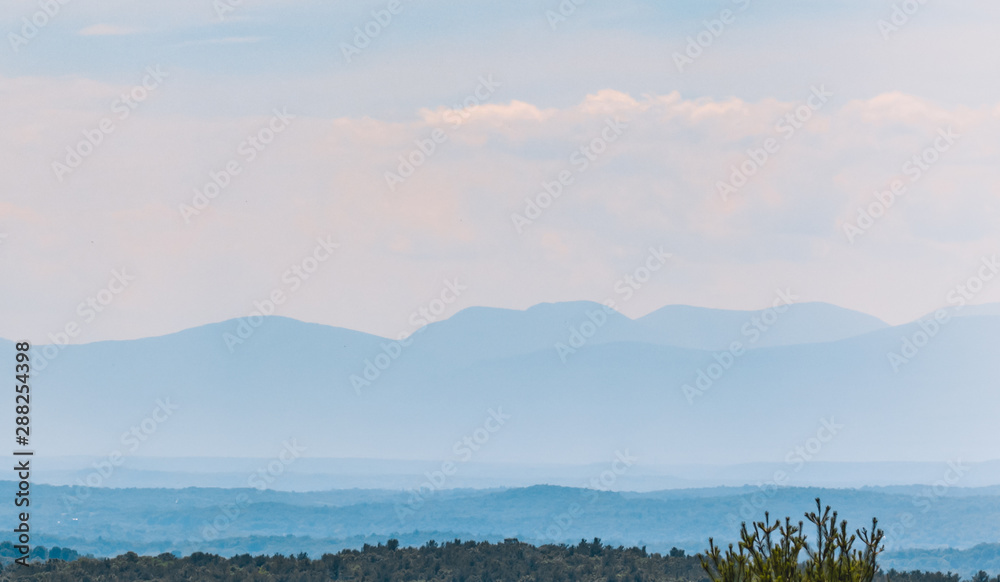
[702,498,884,582]
[0,536,991,582]
[1,538,704,581]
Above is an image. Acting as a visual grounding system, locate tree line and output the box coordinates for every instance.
[0,538,994,582]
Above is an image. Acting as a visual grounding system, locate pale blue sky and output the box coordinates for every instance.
[1,0,998,341]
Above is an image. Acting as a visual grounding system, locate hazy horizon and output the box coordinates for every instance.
[5,299,1000,345]
[1,0,998,574]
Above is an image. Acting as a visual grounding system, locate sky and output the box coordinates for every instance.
[1,0,999,343]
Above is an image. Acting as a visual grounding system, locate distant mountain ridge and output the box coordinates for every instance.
[5,300,893,352]
[414,301,892,358]
[29,457,1000,492]
[1,302,997,466]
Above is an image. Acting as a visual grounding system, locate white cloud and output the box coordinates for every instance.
[0,68,998,343]
[174,36,266,47]
[78,24,143,36]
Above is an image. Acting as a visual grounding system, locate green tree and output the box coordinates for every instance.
[702,498,884,582]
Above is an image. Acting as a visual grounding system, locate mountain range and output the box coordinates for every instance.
[2,301,997,471]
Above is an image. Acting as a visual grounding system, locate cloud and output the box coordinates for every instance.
[78,24,143,36]
[0,69,998,343]
[174,36,266,47]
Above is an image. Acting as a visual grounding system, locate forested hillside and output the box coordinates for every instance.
[3,540,996,582]
[10,482,1000,561]
[5,539,701,581]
